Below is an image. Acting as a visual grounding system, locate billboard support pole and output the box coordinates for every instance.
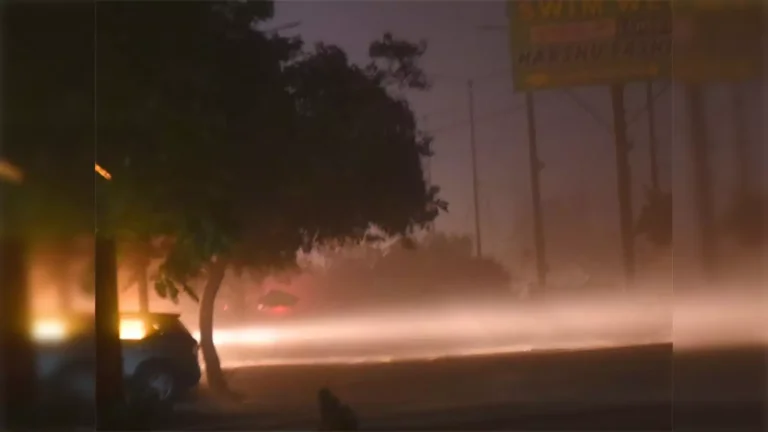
[467,80,483,257]
[525,91,548,291]
[731,83,752,197]
[610,84,636,288]
[646,81,661,191]
[686,84,718,281]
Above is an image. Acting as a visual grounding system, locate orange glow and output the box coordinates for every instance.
[0,159,24,183]
[119,318,147,340]
[271,305,290,314]
[32,319,67,341]
[95,163,112,180]
[31,317,149,341]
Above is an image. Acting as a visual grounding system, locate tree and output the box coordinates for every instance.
[93,1,444,398]
[189,35,442,395]
[94,1,286,397]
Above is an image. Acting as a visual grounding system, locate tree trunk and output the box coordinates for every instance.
[199,258,229,396]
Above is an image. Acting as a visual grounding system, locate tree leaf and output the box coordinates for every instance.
[182,283,200,303]
[154,278,168,299]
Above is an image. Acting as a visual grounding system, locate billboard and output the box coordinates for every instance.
[672,1,764,83]
[507,0,763,91]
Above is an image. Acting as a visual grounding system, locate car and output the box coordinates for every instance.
[34,312,201,408]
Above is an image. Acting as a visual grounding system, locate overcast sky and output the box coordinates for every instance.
[273,1,765,269]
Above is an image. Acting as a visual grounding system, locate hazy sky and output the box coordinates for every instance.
[273,1,765,269]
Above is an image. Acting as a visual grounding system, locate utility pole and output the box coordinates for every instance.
[467,79,483,257]
[686,84,718,281]
[525,91,548,290]
[94,166,125,429]
[731,83,752,197]
[422,115,434,189]
[646,81,661,191]
[422,114,435,233]
[610,84,636,288]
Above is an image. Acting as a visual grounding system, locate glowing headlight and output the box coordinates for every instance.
[33,320,67,341]
[119,319,147,340]
[32,317,148,341]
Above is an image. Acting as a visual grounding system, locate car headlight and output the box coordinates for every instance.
[32,319,68,341]
[32,317,149,341]
[119,319,147,340]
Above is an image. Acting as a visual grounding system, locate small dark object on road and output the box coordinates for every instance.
[318,387,359,431]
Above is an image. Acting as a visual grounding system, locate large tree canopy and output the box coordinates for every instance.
[93,2,444,282]
[95,1,444,394]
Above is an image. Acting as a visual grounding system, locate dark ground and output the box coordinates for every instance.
[169,343,766,431]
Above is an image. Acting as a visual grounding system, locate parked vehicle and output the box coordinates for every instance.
[34,312,201,408]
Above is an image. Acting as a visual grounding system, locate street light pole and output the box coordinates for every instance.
[467,79,483,257]
[422,114,435,233]
[94,163,124,429]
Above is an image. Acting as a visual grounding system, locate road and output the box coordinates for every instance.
[171,343,767,431]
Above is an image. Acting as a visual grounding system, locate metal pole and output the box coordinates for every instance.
[425,156,433,192]
[422,114,434,233]
[525,91,548,290]
[646,81,660,190]
[95,236,124,429]
[610,84,636,287]
[731,83,752,196]
[468,80,483,257]
[422,115,433,192]
[95,171,124,428]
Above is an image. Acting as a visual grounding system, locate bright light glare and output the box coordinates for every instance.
[94,163,112,180]
[193,329,278,346]
[199,288,767,367]
[32,319,67,341]
[32,317,149,341]
[120,319,147,340]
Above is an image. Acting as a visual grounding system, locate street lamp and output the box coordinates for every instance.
[95,163,112,180]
